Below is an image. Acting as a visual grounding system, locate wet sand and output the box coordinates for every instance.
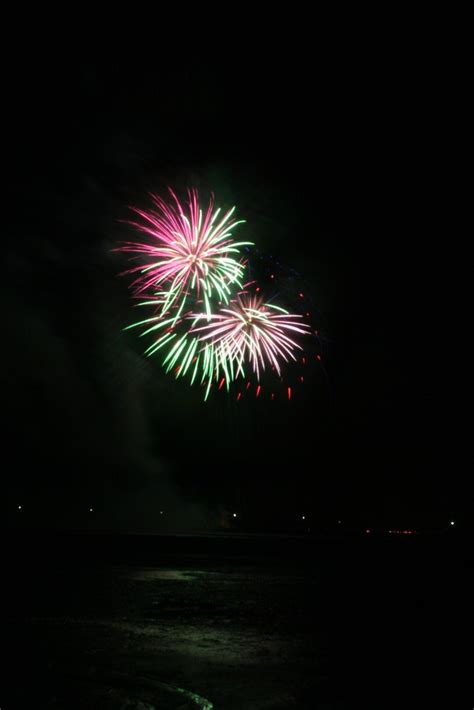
[2,532,471,708]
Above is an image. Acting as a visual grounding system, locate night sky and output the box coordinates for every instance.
[2,55,464,530]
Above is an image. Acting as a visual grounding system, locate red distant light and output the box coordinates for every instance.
[316,355,322,361]
[246,381,251,390]
[287,387,292,400]
[300,376,304,383]
[299,292,304,298]
[256,385,261,398]
[237,392,242,401]
[218,378,225,391]
[366,529,371,534]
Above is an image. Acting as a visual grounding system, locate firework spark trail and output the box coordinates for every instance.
[189,295,311,381]
[118,189,252,320]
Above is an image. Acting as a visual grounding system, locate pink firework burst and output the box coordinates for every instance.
[118,188,251,319]
[190,294,311,380]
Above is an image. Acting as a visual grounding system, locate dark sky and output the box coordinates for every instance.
[2,54,465,529]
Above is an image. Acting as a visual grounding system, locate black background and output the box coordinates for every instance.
[2,42,466,532]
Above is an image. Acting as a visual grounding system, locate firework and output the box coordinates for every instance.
[118,189,315,400]
[118,189,251,320]
[189,294,311,381]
